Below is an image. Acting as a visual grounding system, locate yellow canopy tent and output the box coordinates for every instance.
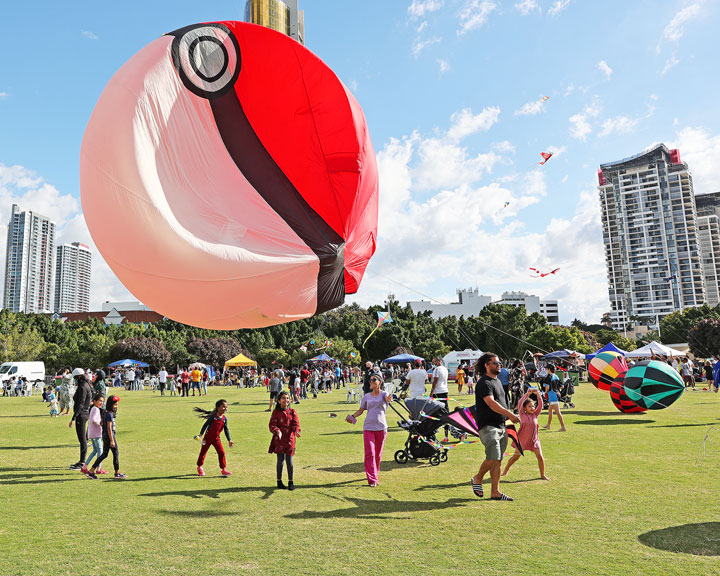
[224,353,257,370]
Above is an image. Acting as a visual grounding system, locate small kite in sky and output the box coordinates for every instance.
[495,201,510,215]
[530,267,560,278]
[541,96,550,102]
[538,152,553,165]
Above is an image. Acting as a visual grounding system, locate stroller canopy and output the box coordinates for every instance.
[403,397,447,420]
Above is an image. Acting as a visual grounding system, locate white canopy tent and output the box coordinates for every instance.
[626,341,685,359]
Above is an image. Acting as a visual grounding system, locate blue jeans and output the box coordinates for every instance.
[86,437,103,466]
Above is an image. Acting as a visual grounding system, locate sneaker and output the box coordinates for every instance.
[114,473,128,479]
[80,465,89,475]
[197,466,205,477]
[86,472,97,479]
[97,469,109,475]
[221,469,232,476]
[69,462,83,470]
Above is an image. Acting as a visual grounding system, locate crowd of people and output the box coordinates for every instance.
[11,348,719,499]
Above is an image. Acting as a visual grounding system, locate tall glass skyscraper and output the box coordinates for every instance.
[54,242,92,313]
[598,145,705,330]
[3,204,56,313]
[696,192,720,307]
[244,0,305,44]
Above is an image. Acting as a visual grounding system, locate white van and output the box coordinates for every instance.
[0,362,46,386]
[442,350,484,379]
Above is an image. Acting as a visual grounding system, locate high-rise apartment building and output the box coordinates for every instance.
[3,204,56,313]
[244,0,304,44]
[696,192,720,306]
[54,242,92,313]
[598,144,705,331]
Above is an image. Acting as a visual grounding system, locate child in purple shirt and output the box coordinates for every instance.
[346,374,392,486]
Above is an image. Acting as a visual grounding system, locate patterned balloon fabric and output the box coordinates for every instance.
[609,370,646,414]
[588,351,628,392]
[623,360,685,410]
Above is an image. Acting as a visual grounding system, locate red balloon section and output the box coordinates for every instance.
[609,371,646,414]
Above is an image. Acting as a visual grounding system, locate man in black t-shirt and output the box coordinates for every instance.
[471,353,519,502]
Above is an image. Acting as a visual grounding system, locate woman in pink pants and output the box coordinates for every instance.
[346,374,392,486]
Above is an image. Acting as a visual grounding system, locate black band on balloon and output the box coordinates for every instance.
[210,92,346,315]
[188,36,229,83]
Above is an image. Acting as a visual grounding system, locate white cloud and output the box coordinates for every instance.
[0,92,7,99]
[347,79,359,92]
[672,126,720,194]
[412,35,442,56]
[597,60,613,80]
[569,98,601,141]
[514,97,548,116]
[446,106,501,141]
[660,53,680,75]
[0,163,134,309]
[561,174,569,183]
[458,0,498,35]
[417,21,428,33]
[361,131,610,323]
[662,2,703,43]
[437,58,450,73]
[408,0,444,19]
[81,30,99,40]
[493,140,516,154]
[547,0,572,17]
[599,115,639,137]
[515,0,540,16]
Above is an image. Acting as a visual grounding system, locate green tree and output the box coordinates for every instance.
[108,337,171,370]
[527,325,593,355]
[0,325,46,362]
[688,318,720,357]
[255,348,290,370]
[660,305,720,344]
[187,337,245,369]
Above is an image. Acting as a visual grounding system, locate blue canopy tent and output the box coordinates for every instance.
[585,342,627,363]
[308,353,334,363]
[542,349,585,360]
[108,358,150,368]
[383,353,425,365]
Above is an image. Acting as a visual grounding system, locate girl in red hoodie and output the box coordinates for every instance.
[268,391,301,490]
[194,399,234,477]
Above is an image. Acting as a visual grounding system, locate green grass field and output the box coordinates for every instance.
[1,383,719,575]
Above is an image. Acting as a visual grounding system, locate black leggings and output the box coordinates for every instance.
[93,439,120,472]
[75,413,89,463]
[276,453,294,481]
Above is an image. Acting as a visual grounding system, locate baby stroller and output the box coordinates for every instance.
[561,376,575,409]
[390,397,451,466]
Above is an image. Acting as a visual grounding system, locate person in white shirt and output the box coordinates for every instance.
[405,360,428,398]
[158,368,168,396]
[680,357,695,388]
[430,357,451,442]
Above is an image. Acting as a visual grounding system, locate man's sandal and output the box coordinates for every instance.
[471,478,484,498]
[490,493,514,501]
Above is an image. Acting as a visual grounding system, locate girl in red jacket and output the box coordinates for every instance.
[269,391,301,490]
[194,399,234,477]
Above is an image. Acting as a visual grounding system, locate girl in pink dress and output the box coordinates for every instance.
[501,388,549,480]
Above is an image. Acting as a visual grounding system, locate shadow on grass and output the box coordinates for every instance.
[564,410,639,417]
[139,479,362,501]
[161,510,238,518]
[0,473,199,486]
[649,422,720,428]
[285,496,475,520]
[0,445,76,450]
[638,523,720,556]
[317,460,424,474]
[574,419,655,426]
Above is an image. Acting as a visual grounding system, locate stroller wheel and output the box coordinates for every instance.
[394,450,409,464]
[439,451,448,463]
[429,454,441,466]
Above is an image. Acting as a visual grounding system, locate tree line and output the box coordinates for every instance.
[1,300,718,374]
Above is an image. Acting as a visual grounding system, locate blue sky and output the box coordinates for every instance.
[1,0,718,324]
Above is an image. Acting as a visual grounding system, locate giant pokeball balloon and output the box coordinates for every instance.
[80,22,378,329]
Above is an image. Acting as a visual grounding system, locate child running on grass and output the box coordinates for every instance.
[83,394,109,476]
[502,388,549,480]
[87,396,127,479]
[269,391,301,490]
[195,399,234,477]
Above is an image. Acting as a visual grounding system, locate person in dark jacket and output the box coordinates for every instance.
[268,391,301,490]
[68,368,94,471]
[194,399,234,477]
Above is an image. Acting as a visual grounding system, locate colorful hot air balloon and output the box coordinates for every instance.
[588,351,627,391]
[609,371,646,414]
[623,360,685,410]
[80,22,378,330]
